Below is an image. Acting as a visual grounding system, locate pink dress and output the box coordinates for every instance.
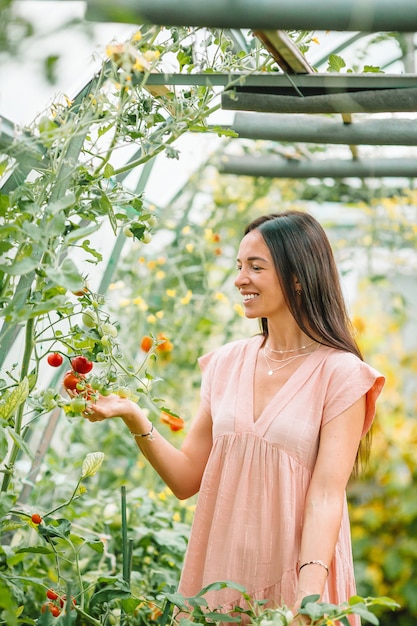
[178,335,385,621]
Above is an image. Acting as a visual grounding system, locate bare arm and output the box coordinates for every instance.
[84,394,213,500]
[292,394,366,618]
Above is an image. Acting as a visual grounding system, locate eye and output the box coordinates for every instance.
[251,265,262,271]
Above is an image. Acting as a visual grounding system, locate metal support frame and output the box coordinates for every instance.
[228,113,417,146]
[141,72,417,90]
[221,87,417,114]
[219,155,417,178]
[85,0,417,32]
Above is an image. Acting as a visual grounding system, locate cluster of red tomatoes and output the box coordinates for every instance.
[47,352,94,376]
[47,352,96,414]
[42,589,76,618]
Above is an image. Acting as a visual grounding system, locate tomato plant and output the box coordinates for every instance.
[31,513,42,524]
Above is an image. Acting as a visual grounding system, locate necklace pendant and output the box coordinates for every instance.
[268,370,273,376]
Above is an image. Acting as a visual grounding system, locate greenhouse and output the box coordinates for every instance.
[0,1,416,624]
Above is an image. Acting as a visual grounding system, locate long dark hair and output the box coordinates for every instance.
[245,211,369,470]
[245,211,362,359]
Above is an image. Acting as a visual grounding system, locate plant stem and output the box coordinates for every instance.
[1,318,35,493]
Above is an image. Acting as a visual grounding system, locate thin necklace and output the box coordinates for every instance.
[263,350,310,376]
[263,344,319,376]
[265,339,316,354]
[263,350,310,364]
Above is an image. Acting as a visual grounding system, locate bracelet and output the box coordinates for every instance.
[299,560,329,576]
[130,423,155,441]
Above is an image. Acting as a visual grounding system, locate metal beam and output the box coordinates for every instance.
[142,73,417,90]
[219,156,417,178]
[221,87,417,113]
[228,113,417,145]
[85,0,417,31]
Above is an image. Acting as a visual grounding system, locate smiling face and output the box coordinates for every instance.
[234,229,290,321]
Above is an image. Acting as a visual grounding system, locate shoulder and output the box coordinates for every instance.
[198,335,262,372]
[319,345,384,389]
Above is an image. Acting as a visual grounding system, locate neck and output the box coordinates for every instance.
[264,325,313,353]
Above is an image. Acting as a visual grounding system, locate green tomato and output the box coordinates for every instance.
[107,370,117,383]
[100,323,118,338]
[123,225,134,237]
[115,386,130,398]
[141,231,152,244]
[101,334,111,347]
[70,397,87,413]
[89,376,102,391]
[82,309,98,328]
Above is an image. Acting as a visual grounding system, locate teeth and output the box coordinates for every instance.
[243,294,258,301]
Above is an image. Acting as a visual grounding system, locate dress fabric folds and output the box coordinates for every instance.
[178,335,385,624]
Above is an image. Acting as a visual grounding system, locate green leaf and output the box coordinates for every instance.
[202,613,240,622]
[327,54,346,73]
[15,546,53,554]
[46,193,76,215]
[299,594,320,608]
[89,580,131,608]
[63,222,101,244]
[366,597,401,609]
[0,428,9,463]
[121,597,141,612]
[86,539,105,553]
[0,378,29,421]
[351,604,379,624]
[165,592,188,610]
[0,256,39,276]
[15,295,70,321]
[0,493,16,518]
[81,451,105,478]
[210,126,239,138]
[103,163,115,178]
[45,258,84,291]
[363,65,382,73]
[196,580,247,597]
[6,427,33,460]
[39,518,72,540]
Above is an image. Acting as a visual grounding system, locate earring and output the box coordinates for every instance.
[296,289,302,296]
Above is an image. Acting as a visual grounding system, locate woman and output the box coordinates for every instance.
[82,211,385,624]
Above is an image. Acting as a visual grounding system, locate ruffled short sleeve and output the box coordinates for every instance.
[322,353,385,437]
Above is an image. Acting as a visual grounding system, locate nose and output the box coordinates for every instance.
[234,267,249,288]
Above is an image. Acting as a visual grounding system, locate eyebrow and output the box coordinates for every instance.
[236,256,270,263]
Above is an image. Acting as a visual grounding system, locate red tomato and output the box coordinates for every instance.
[31,513,42,524]
[47,353,63,367]
[71,356,93,374]
[140,335,153,352]
[63,371,83,390]
[46,589,58,600]
[59,594,76,609]
[160,412,185,432]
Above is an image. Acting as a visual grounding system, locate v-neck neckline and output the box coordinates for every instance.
[236,335,326,436]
